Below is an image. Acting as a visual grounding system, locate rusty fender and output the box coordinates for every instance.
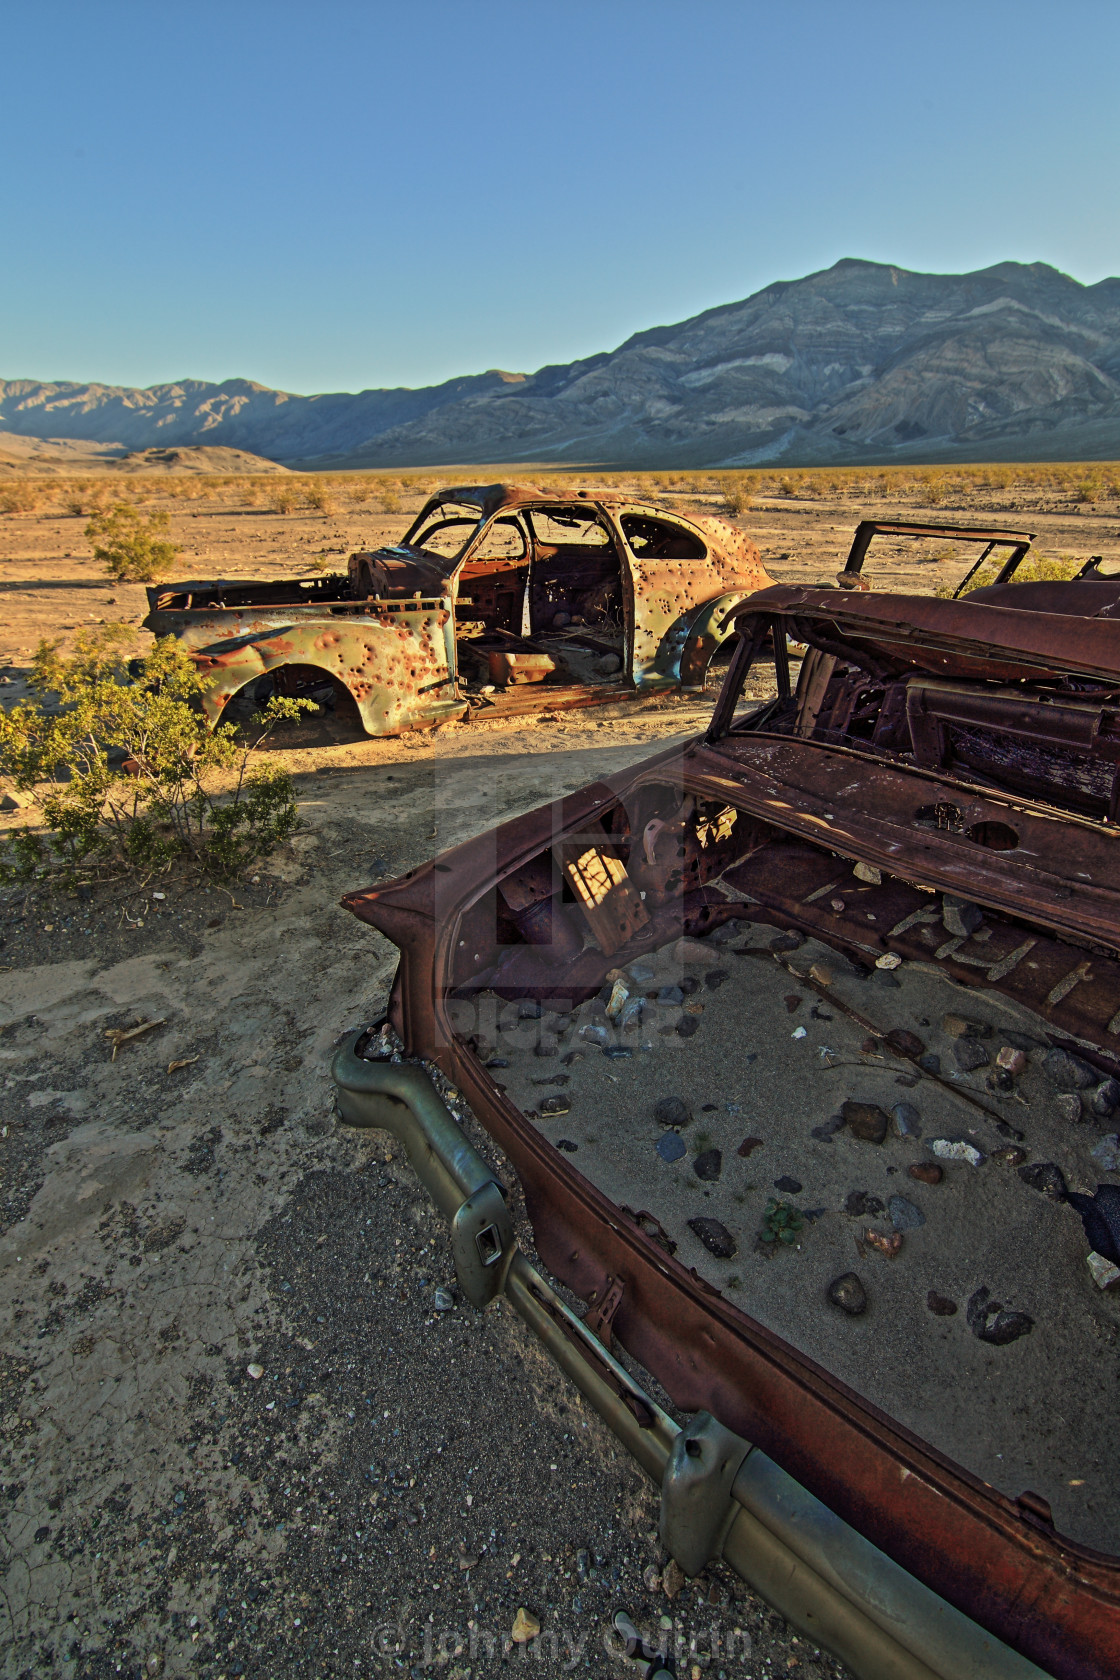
[331,1038,1044,1680]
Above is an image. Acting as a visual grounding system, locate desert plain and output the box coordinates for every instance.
[1,460,1119,1679]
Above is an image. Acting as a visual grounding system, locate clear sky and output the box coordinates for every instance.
[3,0,1117,395]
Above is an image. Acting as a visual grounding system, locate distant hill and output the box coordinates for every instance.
[0,433,288,476]
[4,259,1120,468]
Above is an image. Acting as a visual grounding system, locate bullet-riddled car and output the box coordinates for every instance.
[143,483,773,736]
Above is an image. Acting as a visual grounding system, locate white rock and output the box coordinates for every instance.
[1087,1251,1120,1291]
[246,1363,264,1380]
[853,861,881,884]
[791,1026,807,1040]
[875,952,902,970]
[930,1138,985,1166]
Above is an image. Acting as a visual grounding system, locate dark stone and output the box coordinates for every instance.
[603,1045,633,1059]
[845,1190,885,1218]
[918,1052,941,1074]
[486,1056,510,1068]
[827,1273,867,1316]
[841,1101,889,1144]
[987,1069,1015,1092]
[774,1175,802,1194]
[769,932,803,953]
[886,1028,925,1059]
[1091,1078,1120,1118]
[556,1139,578,1152]
[539,1096,570,1116]
[890,1102,921,1138]
[1066,1184,1120,1267]
[676,1016,701,1039]
[888,1195,925,1231]
[704,969,730,991]
[710,919,747,945]
[654,1096,691,1128]
[1017,1161,1068,1202]
[942,895,984,937]
[701,1102,718,1112]
[656,1132,687,1164]
[967,1286,1034,1346]
[679,976,701,996]
[693,1148,722,1182]
[953,1039,991,1073]
[737,1136,764,1157]
[811,1114,846,1140]
[1042,1047,1097,1091]
[927,1291,958,1316]
[909,1163,942,1185]
[784,995,803,1014]
[688,1217,736,1259]
[657,985,684,1007]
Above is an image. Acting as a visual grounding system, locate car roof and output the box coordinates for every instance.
[422,482,692,518]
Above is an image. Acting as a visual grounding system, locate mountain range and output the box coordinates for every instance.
[4,258,1120,468]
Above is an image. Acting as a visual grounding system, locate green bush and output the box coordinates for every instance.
[760,1198,803,1246]
[0,628,312,889]
[943,553,1084,598]
[85,502,180,582]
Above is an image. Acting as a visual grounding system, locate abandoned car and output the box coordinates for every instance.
[334,568,1120,1680]
[142,483,772,735]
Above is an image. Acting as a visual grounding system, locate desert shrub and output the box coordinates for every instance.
[303,480,334,513]
[270,484,300,513]
[62,481,110,517]
[378,490,402,514]
[348,479,373,504]
[0,629,312,889]
[720,476,753,517]
[1075,477,1101,503]
[85,503,179,583]
[0,480,43,514]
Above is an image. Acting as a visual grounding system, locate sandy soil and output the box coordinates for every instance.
[2,480,1117,1679]
[491,921,1120,1556]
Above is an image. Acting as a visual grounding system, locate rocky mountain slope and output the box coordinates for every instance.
[5,259,1120,467]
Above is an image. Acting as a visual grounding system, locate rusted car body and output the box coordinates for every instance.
[333,564,1120,1679]
[142,484,772,735]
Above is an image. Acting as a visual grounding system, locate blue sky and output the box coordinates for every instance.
[3,0,1118,394]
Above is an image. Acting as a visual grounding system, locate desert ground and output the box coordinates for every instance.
[1,464,1118,1680]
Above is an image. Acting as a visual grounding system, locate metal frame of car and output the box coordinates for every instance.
[839,520,1036,596]
[333,579,1120,1680]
